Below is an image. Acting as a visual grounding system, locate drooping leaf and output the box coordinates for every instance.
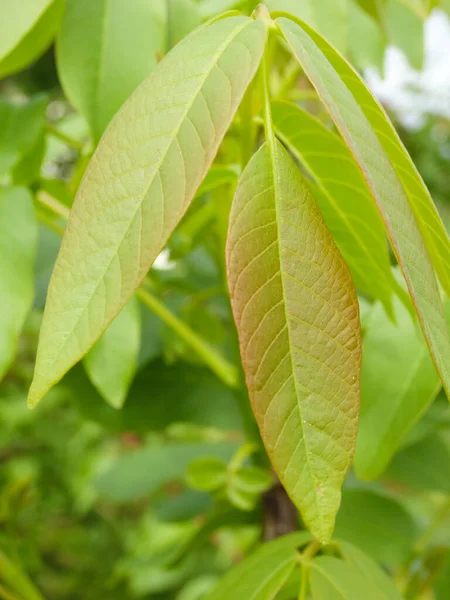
[83,297,141,409]
[56,0,167,142]
[0,187,38,380]
[277,16,450,397]
[385,434,450,493]
[354,285,441,480]
[339,541,403,600]
[349,1,386,72]
[95,442,237,502]
[0,95,47,176]
[386,0,424,70]
[310,555,394,600]
[334,489,417,565]
[0,0,63,78]
[227,140,361,543]
[272,100,398,314]
[29,15,267,407]
[207,532,311,600]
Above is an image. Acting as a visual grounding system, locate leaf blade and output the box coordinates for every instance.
[29,15,267,407]
[227,141,361,543]
[277,16,450,397]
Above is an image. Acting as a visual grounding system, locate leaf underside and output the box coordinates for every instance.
[227,141,361,543]
[28,15,267,407]
[277,16,450,398]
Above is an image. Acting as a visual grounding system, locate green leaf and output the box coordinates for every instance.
[83,296,141,409]
[385,434,450,493]
[186,457,228,491]
[349,1,386,72]
[386,0,424,70]
[0,187,38,380]
[272,100,398,315]
[227,140,361,543]
[168,0,202,50]
[354,285,441,480]
[334,489,417,565]
[95,442,237,502]
[0,95,47,176]
[11,132,46,186]
[196,165,239,197]
[0,0,63,78]
[435,551,450,600]
[353,0,385,22]
[29,15,267,407]
[56,0,166,142]
[277,16,450,398]
[207,532,311,600]
[267,0,349,54]
[310,555,393,600]
[339,541,402,600]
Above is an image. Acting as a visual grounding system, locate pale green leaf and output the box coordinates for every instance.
[334,489,416,565]
[349,1,386,72]
[83,296,141,409]
[355,283,441,480]
[29,15,267,407]
[339,541,403,600]
[186,457,228,492]
[267,0,350,54]
[353,0,385,22]
[386,0,424,70]
[277,17,450,397]
[0,187,38,380]
[0,0,63,78]
[310,555,395,600]
[56,0,167,142]
[199,0,246,19]
[227,141,361,543]
[272,100,398,314]
[168,0,202,49]
[0,95,47,176]
[207,532,311,600]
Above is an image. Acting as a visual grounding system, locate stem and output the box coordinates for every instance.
[239,84,255,170]
[46,124,84,152]
[0,550,44,600]
[35,191,70,220]
[415,497,450,555]
[35,209,65,237]
[136,287,238,388]
[298,566,308,600]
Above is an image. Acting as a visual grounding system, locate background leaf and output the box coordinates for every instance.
[0,187,38,380]
[386,0,424,70]
[29,15,267,407]
[277,16,450,398]
[83,296,141,409]
[227,140,361,542]
[56,0,167,142]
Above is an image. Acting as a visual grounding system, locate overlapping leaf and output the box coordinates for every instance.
[227,141,361,543]
[272,100,399,315]
[29,15,267,407]
[277,16,450,397]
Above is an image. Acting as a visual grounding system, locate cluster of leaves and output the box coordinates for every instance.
[1,0,450,599]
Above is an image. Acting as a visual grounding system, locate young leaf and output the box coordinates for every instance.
[355,287,441,480]
[276,17,450,397]
[227,140,361,543]
[207,532,311,600]
[0,0,63,78]
[0,187,38,380]
[28,15,267,408]
[56,0,167,142]
[83,297,141,409]
[272,100,398,315]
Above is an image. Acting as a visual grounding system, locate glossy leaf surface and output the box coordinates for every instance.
[227,141,361,543]
[277,16,450,397]
[29,15,267,407]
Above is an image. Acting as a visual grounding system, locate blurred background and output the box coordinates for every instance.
[1,1,450,599]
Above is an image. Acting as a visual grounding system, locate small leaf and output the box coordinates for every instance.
[272,101,398,315]
[386,434,450,493]
[83,296,141,409]
[227,141,361,543]
[207,532,311,600]
[0,95,47,176]
[56,0,167,142]
[186,457,228,492]
[338,541,403,600]
[334,489,416,565]
[0,0,63,78]
[277,17,450,398]
[29,15,267,407]
[227,466,273,510]
[355,282,441,480]
[0,187,38,380]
